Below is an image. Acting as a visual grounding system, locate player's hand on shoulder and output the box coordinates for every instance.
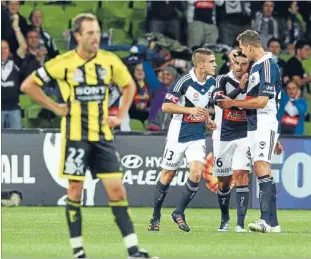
[107,116,122,128]
[274,141,283,155]
[189,107,208,117]
[240,73,249,89]
[53,103,68,117]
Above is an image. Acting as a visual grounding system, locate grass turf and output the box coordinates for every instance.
[2,207,311,258]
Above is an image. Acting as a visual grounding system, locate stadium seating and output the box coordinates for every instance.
[16,2,311,134]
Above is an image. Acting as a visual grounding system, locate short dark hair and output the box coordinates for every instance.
[295,40,310,54]
[237,30,261,47]
[192,48,214,65]
[26,29,38,37]
[236,51,247,58]
[267,37,280,47]
[71,13,98,33]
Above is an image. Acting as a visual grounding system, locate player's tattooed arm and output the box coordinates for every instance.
[162,102,208,117]
[226,73,248,100]
[217,96,269,109]
[226,87,244,100]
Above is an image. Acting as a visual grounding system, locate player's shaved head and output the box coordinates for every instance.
[237,30,261,47]
[192,48,214,66]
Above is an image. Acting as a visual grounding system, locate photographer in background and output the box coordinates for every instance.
[278,80,308,135]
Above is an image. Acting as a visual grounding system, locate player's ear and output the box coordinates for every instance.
[73,31,81,43]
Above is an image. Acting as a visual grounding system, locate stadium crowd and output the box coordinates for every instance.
[1,0,311,135]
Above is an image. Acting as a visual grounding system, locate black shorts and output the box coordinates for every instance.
[59,139,122,181]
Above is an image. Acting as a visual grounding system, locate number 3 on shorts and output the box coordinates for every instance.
[164,149,174,161]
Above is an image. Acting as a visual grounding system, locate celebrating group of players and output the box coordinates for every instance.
[20,12,283,259]
[148,29,283,235]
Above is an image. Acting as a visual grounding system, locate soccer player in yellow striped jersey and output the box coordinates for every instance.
[21,13,155,259]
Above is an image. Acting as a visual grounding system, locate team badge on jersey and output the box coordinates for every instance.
[73,69,84,83]
[97,67,107,81]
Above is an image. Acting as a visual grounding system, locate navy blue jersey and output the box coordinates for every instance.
[212,71,248,141]
[164,68,215,143]
[246,54,282,131]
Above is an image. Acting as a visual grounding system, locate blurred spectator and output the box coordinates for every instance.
[129,63,150,124]
[1,0,28,54]
[147,66,178,130]
[19,30,48,82]
[297,1,311,43]
[187,0,218,49]
[1,40,22,129]
[108,84,131,132]
[29,9,59,59]
[252,1,279,49]
[284,40,311,94]
[278,80,307,135]
[216,0,251,46]
[2,11,27,65]
[147,1,185,41]
[267,37,286,76]
[285,1,307,54]
[146,40,191,75]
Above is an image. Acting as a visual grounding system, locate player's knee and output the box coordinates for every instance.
[189,161,204,182]
[160,169,175,184]
[109,184,127,201]
[254,161,271,177]
[234,170,249,186]
[189,167,203,182]
[67,180,83,201]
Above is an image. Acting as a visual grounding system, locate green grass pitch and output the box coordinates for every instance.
[2,207,311,258]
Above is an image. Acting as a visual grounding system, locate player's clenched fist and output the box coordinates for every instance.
[53,103,69,116]
[107,116,122,128]
[189,107,208,117]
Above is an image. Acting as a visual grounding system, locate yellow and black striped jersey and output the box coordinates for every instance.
[33,50,132,142]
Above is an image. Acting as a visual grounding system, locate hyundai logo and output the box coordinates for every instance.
[121,155,143,169]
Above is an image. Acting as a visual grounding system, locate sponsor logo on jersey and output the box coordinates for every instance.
[193,92,200,101]
[165,93,179,103]
[97,67,107,81]
[74,85,106,102]
[250,75,255,83]
[73,69,84,83]
[183,114,205,123]
[214,90,224,98]
[224,109,247,122]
